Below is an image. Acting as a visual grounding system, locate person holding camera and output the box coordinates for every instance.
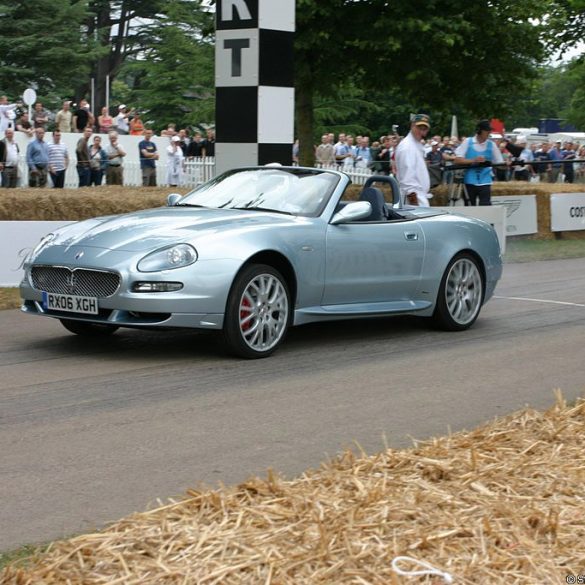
[115,105,130,135]
[454,120,503,206]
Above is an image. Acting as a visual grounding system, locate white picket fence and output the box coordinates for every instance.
[10,157,216,189]
[7,157,374,189]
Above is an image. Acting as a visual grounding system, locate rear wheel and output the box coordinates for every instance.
[433,253,484,331]
[223,264,291,358]
[60,319,119,337]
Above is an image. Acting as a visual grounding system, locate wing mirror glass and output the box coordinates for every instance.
[330,201,372,224]
[167,193,183,207]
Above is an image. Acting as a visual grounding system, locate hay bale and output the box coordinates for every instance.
[0,187,189,221]
[2,393,584,584]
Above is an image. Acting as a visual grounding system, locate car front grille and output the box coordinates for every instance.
[31,266,121,298]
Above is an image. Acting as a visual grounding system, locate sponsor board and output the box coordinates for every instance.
[551,193,585,232]
[492,194,537,236]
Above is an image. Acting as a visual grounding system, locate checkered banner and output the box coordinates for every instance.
[215,0,295,174]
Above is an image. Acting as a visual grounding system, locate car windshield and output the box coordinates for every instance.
[177,168,340,217]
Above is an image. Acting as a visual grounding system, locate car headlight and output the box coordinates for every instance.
[137,244,198,272]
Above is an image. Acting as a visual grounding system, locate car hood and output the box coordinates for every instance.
[46,207,302,253]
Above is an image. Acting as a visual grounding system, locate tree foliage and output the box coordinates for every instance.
[1,0,584,142]
[117,0,215,130]
[0,0,96,99]
[84,0,214,120]
[295,0,550,164]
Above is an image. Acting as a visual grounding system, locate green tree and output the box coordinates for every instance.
[295,0,549,165]
[119,0,215,131]
[0,0,95,102]
[82,0,214,119]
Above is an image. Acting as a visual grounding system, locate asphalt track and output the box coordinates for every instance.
[0,258,584,550]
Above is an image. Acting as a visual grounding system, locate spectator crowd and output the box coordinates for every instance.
[0,96,216,189]
[312,130,585,186]
[2,93,585,192]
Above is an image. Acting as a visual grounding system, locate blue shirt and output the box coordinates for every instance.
[139,140,157,168]
[355,146,371,164]
[548,147,562,167]
[27,138,50,170]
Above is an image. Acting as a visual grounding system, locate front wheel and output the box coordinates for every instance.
[223,264,291,359]
[60,319,119,337]
[432,253,484,331]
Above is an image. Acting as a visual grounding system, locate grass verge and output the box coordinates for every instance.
[0,544,49,572]
[504,237,585,263]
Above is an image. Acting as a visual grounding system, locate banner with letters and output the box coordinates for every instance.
[550,193,585,232]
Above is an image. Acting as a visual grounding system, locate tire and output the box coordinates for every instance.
[223,264,291,359]
[432,253,484,331]
[60,319,119,337]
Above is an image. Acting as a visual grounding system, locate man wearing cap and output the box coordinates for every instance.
[394,113,433,206]
[115,105,130,135]
[454,120,503,206]
[166,135,184,187]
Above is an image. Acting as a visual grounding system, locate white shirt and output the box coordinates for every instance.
[166,144,184,185]
[394,131,432,206]
[116,112,129,133]
[4,139,19,166]
[0,104,17,132]
[455,136,504,163]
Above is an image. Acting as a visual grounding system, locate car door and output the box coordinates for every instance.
[322,219,425,306]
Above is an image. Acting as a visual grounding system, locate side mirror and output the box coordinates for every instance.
[167,193,183,207]
[330,201,372,225]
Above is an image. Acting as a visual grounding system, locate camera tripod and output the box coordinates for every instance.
[447,170,469,206]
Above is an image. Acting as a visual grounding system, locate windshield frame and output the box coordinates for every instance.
[175,167,343,218]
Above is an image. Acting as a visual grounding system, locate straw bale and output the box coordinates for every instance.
[433,182,585,240]
[2,393,584,584]
[0,187,189,221]
[3,183,585,240]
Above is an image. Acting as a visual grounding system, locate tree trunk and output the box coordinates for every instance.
[295,76,315,168]
[78,1,130,117]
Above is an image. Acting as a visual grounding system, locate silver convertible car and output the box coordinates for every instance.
[20,167,502,358]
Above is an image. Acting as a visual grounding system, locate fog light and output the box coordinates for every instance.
[132,282,183,293]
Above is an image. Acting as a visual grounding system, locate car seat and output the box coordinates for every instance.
[359,187,387,221]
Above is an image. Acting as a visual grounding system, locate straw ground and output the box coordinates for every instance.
[1,391,584,584]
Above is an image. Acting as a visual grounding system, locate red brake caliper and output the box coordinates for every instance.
[240,297,252,331]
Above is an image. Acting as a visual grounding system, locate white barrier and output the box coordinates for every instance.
[492,194,538,236]
[1,221,72,287]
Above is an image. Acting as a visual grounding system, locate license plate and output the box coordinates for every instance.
[42,292,99,315]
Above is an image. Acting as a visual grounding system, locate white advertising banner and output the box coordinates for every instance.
[434,206,507,253]
[550,193,585,232]
[0,221,72,286]
[491,194,538,236]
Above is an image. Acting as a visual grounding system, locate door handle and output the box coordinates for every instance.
[404,231,418,241]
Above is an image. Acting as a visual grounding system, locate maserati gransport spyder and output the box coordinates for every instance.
[20,167,502,358]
